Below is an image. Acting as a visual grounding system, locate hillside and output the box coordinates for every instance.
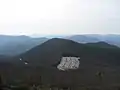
[16,38,120,66]
[4,38,119,85]
[1,38,120,86]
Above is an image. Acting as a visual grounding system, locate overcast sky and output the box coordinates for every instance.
[0,0,120,36]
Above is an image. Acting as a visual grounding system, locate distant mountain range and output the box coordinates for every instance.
[0,34,120,56]
[65,34,120,47]
[0,35,48,56]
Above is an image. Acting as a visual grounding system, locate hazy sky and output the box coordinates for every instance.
[0,0,120,35]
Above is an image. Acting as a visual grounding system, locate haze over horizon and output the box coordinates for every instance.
[0,0,120,36]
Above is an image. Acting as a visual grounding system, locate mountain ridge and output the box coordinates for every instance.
[65,34,120,47]
[16,38,120,67]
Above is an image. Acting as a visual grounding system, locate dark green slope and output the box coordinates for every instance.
[2,38,120,86]
[17,38,120,67]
